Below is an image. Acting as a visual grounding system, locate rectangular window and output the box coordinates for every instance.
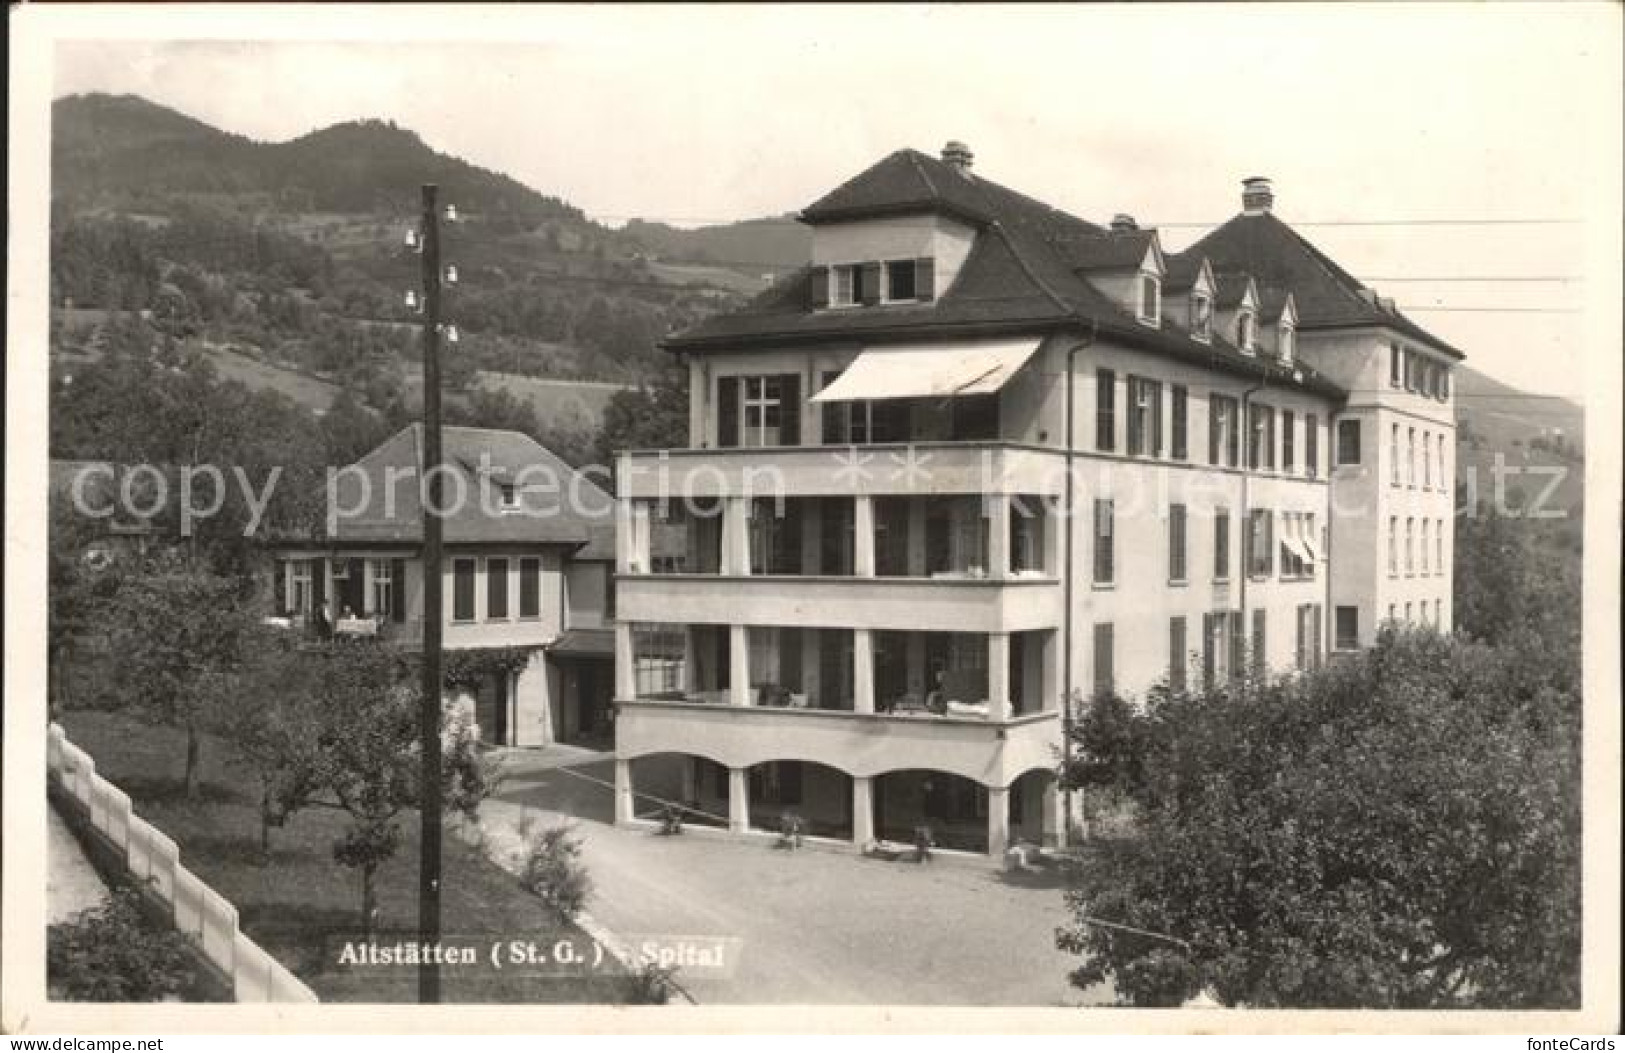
[1337,419,1361,466]
[884,259,918,302]
[1093,499,1114,586]
[1407,427,1416,487]
[832,265,857,306]
[1390,343,1402,387]
[1093,622,1115,696]
[1438,441,1447,491]
[1405,518,1415,575]
[1421,520,1430,574]
[1171,385,1188,459]
[1214,509,1231,581]
[1281,409,1296,473]
[1436,518,1445,574]
[369,558,393,618]
[1388,517,1398,577]
[452,558,476,622]
[1305,414,1319,478]
[486,557,509,619]
[1424,433,1433,488]
[1295,604,1311,671]
[1406,601,1414,622]
[289,559,312,616]
[1335,606,1359,650]
[1248,509,1274,578]
[1169,616,1188,692]
[1138,274,1161,324]
[1169,503,1188,583]
[1209,394,1239,467]
[1095,369,1116,452]
[1191,294,1212,341]
[1252,608,1267,677]
[497,483,519,510]
[1391,423,1402,486]
[1127,376,1162,456]
[519,557,541,618]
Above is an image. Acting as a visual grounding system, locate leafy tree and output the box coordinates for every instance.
[228,627,327,854]
[593,365,689,474]
[301,641,490,932]
[48,888,200,1001]
[1057,628,1580,1009]
[101,553,258,798]
[1453,504,1580,651]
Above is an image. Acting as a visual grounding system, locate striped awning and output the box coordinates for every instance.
[810,337,1043,403]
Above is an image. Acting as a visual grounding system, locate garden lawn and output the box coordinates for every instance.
[61,708,633,1003]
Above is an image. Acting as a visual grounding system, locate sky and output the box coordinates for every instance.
[43,3,1623,401]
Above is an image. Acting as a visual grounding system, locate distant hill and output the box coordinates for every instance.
[1453,363,1585,517]
[53,93,585,225]
[618,215,810,273]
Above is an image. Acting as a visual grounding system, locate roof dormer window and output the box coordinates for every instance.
[884,259,918,303]
[1278,322,1295,364]
[1237,310,1256,353]
[1190,292,1213,342]
[1137,272,1161,327]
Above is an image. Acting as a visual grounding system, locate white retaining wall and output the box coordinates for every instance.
[46,723,319,1003]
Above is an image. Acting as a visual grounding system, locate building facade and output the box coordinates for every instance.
[610,145,1461,857]
[268,424,620,747]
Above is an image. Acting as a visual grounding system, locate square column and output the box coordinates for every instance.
[853,628,875,714]
[853,495,876,577]
[987,632,1010,721]
[729,624,751,706]
[681,627,699,695]
[1042,782,1064,849]
[614,758,635,824]
[986,495,1010,579]
[722,497,752,575]
[727,767,749,833]
[614,622,635,699]
[615,493,636,574]
[906,498,927,576]
[987,786,1010,858]
[852,776,875,848]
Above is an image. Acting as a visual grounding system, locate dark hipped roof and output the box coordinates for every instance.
[322,425,615,546]
[1176,211,1464,360]
[667,148,1343,397]
[548,627,615,659]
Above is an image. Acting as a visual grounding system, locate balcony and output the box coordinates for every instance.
[614,697,1061,790]
[617,441,1067,501]
[617,573,1058,633]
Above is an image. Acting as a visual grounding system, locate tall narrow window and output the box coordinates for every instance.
[1168,503,1188,583]
[1421,520,1430,574]
[486,557,509,620]
[1209,395,1239,467]
[1424,433,1433,488]
[1388,517,1398,577]
[1171,385,1188,459]
[1390,342,1402,387]
[1093,499,1114,586]
[1138,273,1161,325]
[1335,606,1359,650]
[1237,311,1256,351]
[369,558,393,618]
[1248,509,1274,578]
[1282,410,1296,473]
[1093,622,1115,696]
[452,558,476,622]
[1214,509,1231,581]
[1278,323,1294,363]
[1169,616,1188,692]
[1127,377,1162,456]
[1436,518,1445,574]
[1190,294,1212,341]
[1305,414,1319,478]
[1337,419,1361,466]
[1095,370,1117,452]
[1408,427,1416,487]
[1248,405,1275,470]
[1405,518,1415,575]
[1438,440,1447,491]
[519,557,541,618]
[1391,423,1401,486]
[1252,609,1267,677]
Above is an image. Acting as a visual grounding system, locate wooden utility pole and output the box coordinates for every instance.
[417,183,445,1004]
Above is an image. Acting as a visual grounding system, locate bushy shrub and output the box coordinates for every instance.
[48,888,198,1002]
[520,823,592,921]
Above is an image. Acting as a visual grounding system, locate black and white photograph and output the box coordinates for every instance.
[5,1,1620,1036]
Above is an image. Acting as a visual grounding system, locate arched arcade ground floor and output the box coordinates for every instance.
[616,753,1062,857]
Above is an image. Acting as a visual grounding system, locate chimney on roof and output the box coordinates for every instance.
[1110,213,1138,233]
[941,140,974,174]
[1242,176,1274,215]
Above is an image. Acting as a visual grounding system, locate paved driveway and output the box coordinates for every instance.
[483,748,1105,1006]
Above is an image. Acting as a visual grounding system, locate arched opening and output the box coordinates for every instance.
[744,761,852,840]
[872,769,989,854]
[1007,768,1057,849]
[628,753,730,828]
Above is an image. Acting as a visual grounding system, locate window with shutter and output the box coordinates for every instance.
[452,558,476,622]
[1214,509,1230,581]
[884,260,917,302]
[519,557,541,618]
[718,376,740,448]
[1169,616,1187,692]
[1095,370,1116,452]
[808,265,830,310]
[1093,622,1115,696]
[273,559,288,615]
[915,257,935,302]
[1169,503,1187,583]
[858,262,882,305]
[1306,414,1319,478]
[1228,611,1246,681]
[390,558,407,622]
[1093,499,1114,586]
[1171,385,1188,459]
[1282,410,1295,472]
[1252,608,1266,677]
[487,557,509,619]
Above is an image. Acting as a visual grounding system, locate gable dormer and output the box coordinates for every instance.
[1164,256,1217,343]
[1067,220,1167,328]
[1213,273,1261,354]
[1269,293,1299,365]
